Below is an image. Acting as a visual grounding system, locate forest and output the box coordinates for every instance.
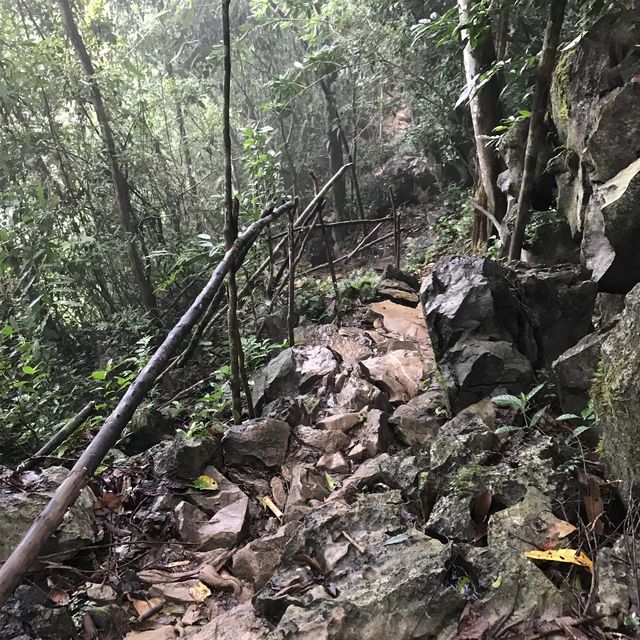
[2,0,640,638]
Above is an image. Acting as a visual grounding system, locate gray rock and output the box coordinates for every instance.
[295,426,351,454]
[421,257,596,411]
[257,492,464,639]
[151,437,219,480]
[380,448,430,503]
[198,494,249,550]
[232,525,293,589]
[0,466,95,563]
[389,387,449,447]
[592,284,640,497]
[253,349,299,411]
[334,372,388,411]
[284,465,330,522]
[183,603,269,640]
[360,350,424,403]
[316,412,362,432]
[354,408,394,457]
[294,346,339,391]
[522,209,579,266]
[188,467,247,515]
[223,418,290,468]
[552,332,603,414]
[119,405,175,455]
[316,452,349,474]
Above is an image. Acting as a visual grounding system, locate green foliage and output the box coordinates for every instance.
[557,401,598,443]
[492,383,547,435]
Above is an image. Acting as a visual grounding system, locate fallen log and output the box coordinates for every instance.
[0,198,297,607]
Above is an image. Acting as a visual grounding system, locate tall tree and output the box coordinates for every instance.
[508,0,568,260]
[457,0,507,225]
[57,0,158,318]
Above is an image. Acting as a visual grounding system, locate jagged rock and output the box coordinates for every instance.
[295,426,351,453]
[261,397,310,426]
[334,372,387,411]
[119,405,175,455]
[86,583,118,603]
[233,526,293,589]
[151,437,219,480]
[0,585,76,640]
[596,292,625,329]
[389,387,448,447]
[511,263,597,366]
[378,278,419,306]
[270,477,287,509]
[316,412,362,432]
[380,448,430,503]
[183,603,269,640]
[421,257,596,411]
[552,332,603,413]
[316,452,349,473]
[583,158,640,293]
[360,350,424,403]
[175,501,205,542]
[522,209,579,266]
[550,11,640,291]
[198,494,249,550]
[0,466,95,563]
[426,414,575,541]
[257,492,463,639]
[354,408,394,457]
[223,418,290,468]
[327,454,389,504]
[457,398,497,429]
[284,465,330,522]
[294,346,339,391]
[370,300,429,343]
[595,537,639,626]
[189,467,247,516]
[592,283,640,497]
[253,349,299,411]
[380,265,420,291]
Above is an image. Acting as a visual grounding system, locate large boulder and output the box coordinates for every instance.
[421,257,596,412]
[0,467,95,563]
[223,418,290,468]
[252,349,299,412]
[592,283,640,498]
[550,11,640,292]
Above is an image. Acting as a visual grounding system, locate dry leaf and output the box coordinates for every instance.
[524,549,593,573]
[583,478,604,535]
[543,518,576,543]
[192,475,219,491]
[470,489,492,542]
[127,595,164,617]
[188,580,211,603]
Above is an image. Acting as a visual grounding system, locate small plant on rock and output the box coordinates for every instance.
[557,400,598,442]
[491,383,547,435]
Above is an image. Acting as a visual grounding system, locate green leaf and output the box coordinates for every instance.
[0,325,14,337]
[21,365,37,375]
[492,394,524,410]
[383,532,410,546]
[91,370,107,381]
[529,406,548,429]
[491,575,503,588]
[557,413,580,421]
[569,425,591,441]
[192,475,219,491]
[526,383,545,402]
[325,472,336,492]
[495,425,520,435]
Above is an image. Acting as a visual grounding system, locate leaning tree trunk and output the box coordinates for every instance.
[57,0,158,318]
[508,0,567,260]
[321,73,348,242]
[457,0,507,229]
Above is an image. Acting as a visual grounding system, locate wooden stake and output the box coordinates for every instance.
[286,204,296,347]
[389,187,400,269]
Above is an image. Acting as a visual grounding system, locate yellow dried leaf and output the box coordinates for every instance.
[192,475,219,491]
[524,549,593,573]
[188,580,211,603]
[127,595,163,617]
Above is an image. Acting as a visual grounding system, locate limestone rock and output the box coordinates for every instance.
[294,346,339,391]
[183,603,269,640]
[151,437,219,480]
[189,467,247,516]
[355,408,394,457]
[232,526,291,589]
[119,405,175,455]
[0,466,95,563]
[198,494,249,550]
[284,465,330,522]
[552,332,603,414]
[360,350,424,403]
[223,418,290,468]
[592,283,640,497]
[295,426,350,453]
[390,387,448,447]
[316,412,362,432]
[334,373,387,411]
[252,349,299,411]
[316,452,349,473]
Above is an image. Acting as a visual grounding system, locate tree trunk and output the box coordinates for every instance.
[508,0,567,261]
[457,0,507,226]
[321,73,348,241]
[57,0,158,318]
[222,0,243,424]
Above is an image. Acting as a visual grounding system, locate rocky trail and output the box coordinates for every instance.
[1,252,638,640]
